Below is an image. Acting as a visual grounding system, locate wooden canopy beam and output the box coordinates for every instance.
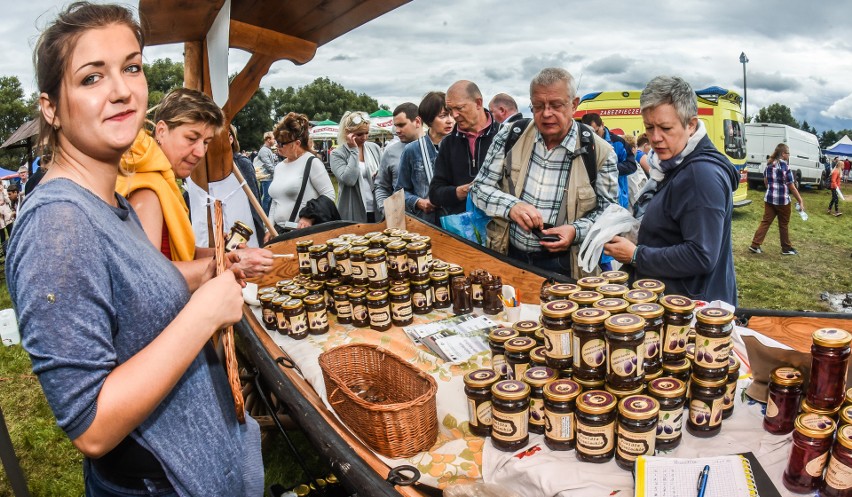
[229,20,317,65]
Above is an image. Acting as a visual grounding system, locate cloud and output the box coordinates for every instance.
[585,55,635,76]
[520,52,584,79]
[822,94,852,120]
[747,71,801,92]
[483,67,517,82]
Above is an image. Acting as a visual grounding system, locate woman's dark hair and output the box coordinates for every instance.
[418,91,448,127]
[273,112,311,150]
[154,88,225,132]
[34,2,144,155]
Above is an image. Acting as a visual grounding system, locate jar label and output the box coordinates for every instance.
[492,354,510,378]
[656,408,683,440]
[467,399,478,427]
[512,363,529,381]
[609,346,641,377]
[824,455,852,489]
[352,304,368,323]
[412,290,433,309]
[367,261,388,281]
[298,252,311,270]
[369,307,391,327]
[351,261,367,277]
[806,450,830,478]
[337,259,352,277]
[262,308,275,324]
[391,301,413,320]
[579,338,606,368]
[225,233,248,252]
[434,286,450,303]
[663,324,689,354]
[407,256,417,274]
[530,397,545,426]
[694,336,731,368]
[644,331,661,360]
[723,381,736,410]
[544,329,572,359]
[576,420,615,455]
[491,409,529,442]
[472,283,483,301]
[477,401,493,426]
[307,310,328,330]
[617,424,656,461]
[709,397,724,426]
[389,255,407,272]
[544,411,573,441]
[415,255,430,275]
[276,311,288,330]
[688,399,722,427]
[287,312,308,335]
[314,257,330,274]
[765,396,779,419]
[336,301,352,318]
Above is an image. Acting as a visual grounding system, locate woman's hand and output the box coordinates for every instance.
[297,217,314,229]
[604,235,637,264]
[345,132,358,148]
[189,270,246,332]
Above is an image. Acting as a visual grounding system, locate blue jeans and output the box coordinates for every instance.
[260,179,272,214]
[85,460,177,497]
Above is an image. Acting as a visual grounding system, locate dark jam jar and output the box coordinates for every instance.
[547,283,580,302]
[259,292,277,331]
[513,320,542,344]
[464,369,499,437]
[783,413,836,493]
[469,269,488,308]
[283,300,308,340]
[569,291,603,309]
[822,424,852,497]
[530,346,548,368]
[806,328,852,410]
[597,284,629,299]
[413,235,432,265]
[295,240,313,275]
[388,285,413,327]
[505,337,536,381]
[543,379,581,451]
[489,328,519,379]
[601,270,629,285]
[348,246,369,287]
[366,290,392,332]
[571,308,610,383]
[410,277,434,315]
[693,307,734,381]
[303,294,329,335]
[482,276,503,315]
[659,295,695,362]
[647,377,686,450]
[451,276,473,315]
[324,278,342,314]
[308,244,331,282]
[272,295,291,335]
[523,367,557,434]
[385,240,408,281]
[627,303,664,376]
[406,242,430,280]
[615,395,659,471]
[577,276,608,292]
[333,285,353,325]
[686,374,726,437]
[575,390,617,463]
[632,279,665,296]
[490,380,531,452]
[593,297,629,315]
[364,248,389,289]
[431,271,451,310]
[347,288,369,328]
[541,300,578,371]
[604,313,646,391]
[764,366,804,435]
[722,354,740,420]
[332,245,352,283]
[624,289,657,305]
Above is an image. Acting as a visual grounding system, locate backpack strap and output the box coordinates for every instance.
[289,157,315,223]
[555,123,598,227]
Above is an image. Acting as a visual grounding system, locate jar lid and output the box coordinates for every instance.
[812,328,852,348]
[618,395,660,420]
[463,369,499,388]
[648,377,686,398]
[303,294,324,306]
[728,354,740,374]
[308,244,328,253]
[542,300,579,318]
[389,285,410,296]
[770,366,803,386]
[304,282,324,292]
[801,399,842,417]
[794,413,836,438]
[282,299,304,310]
[504,336,537,353]
[410,277,431,285]
[576,390,617,414]
[605,383,644,398]
[363,231,383,239]
[837,425,852,450]
[390,279,410,287]
[259,293,276,303]
[840,406,852,427]
[597,284,629,298]
[271,295,290,305]
[530,346,547,364]
[601,270,629,284]
[289,288,310,299]
[544,379,581,402]
[574,377,605,390]
[627,303,664,319]
[351,238,370,247]
[695,307,734,325]
[569,291,603,305]
[624,289,657,304]
[260,285,279,294]
[414,235,431,244]
[325,237,343,246]
[593,298,629,314]
[662,358,691,373]
[689,374,726,388]
[604,313,645,333]
[491,380,530,401]
[349,246,369,255]
[632,279,666,294]
[431,260,449,269]
[367,290,388,301]
[346,288,367,298]
[549,283,580,297]
[430,271,449,282]
[406,241,427,252]
[448,265,465,275]
[572,307,611,325]
[386,240,407,251]
[523,366,557,386]
[400,232,418,241]
[283,284,301,293]
[334,285,353,295]
[382,228,399,236]
[685,343,695,362]
[577,276,607,290]
[489,327,519,343]
[293,484,311,497]
[513,320,542,337]
[296,239,314,248]
[645,369,663,382]
[364,248,386,258]
[659,295,695,312]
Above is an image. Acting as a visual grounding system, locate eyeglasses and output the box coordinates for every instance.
[349,112,370,126]
[279,138,298,146]
[529,101,569,114]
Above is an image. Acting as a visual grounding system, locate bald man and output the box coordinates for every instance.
[489,93,523,124]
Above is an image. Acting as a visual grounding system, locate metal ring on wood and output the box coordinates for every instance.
[386,465,420,486]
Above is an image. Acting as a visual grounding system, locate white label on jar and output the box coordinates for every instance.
[544,329,572,359]
[298,252,311,270]
[307,309,328,330]
[367,261,387,281]
[352,304,368,323]
[472,283,483,302]
[351,261,366,277]
[288,312,307,335]
[275,311,287,330]
[407,256,417,274]
[369,307,391,327]
[467,398,478,427]
[656,408,683,440]
[417,255,430,275]
[492,354,509,378]
[644,331,661,360]
[337,259,352,276]
[412,290,433,309]
[617,424,656,461]
[573,336,581,368]
[391,300,413,320]
[316,256,329,274]
[434,286,449,303]
[825,454,852,489]
[609,347,640,377]
[576,420,615,455]
[492,409,529,442]
[694,336,731,368]
[262,308,275,324]
[723,381,737,409]
[336,301,352,318]
[530,397,545,426]
[225,233,248,252]
[806,450,831,477]
[582,339,606,368]
[545,411,573,441]
[709,397,724,426]
[663,324,689,353]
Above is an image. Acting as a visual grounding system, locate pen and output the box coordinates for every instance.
[696,465,710,497]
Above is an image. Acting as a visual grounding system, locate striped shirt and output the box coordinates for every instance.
[763,160,794,205]
[472,122,618,253]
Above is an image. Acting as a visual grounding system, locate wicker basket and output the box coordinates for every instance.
[318,343,438,458]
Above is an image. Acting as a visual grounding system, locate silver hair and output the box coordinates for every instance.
[529,67,576,100]
[639,76,698,127]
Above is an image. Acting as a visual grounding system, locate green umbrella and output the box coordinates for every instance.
[313,119,338,126]
[369,109,392,118]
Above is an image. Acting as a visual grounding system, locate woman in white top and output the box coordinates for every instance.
[330,111,382,223]
[268,112,335,233]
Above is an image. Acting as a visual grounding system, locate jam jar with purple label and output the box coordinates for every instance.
[627,303,664,376]
[490,380,531,452]
[505,336,536,381]
[647,377,686,450]
[692,307,734,381]
[541,300,578,371]
[489,328,519,380]
[605,313,646,391]
[572,308,610,383]
[660,295,695,362]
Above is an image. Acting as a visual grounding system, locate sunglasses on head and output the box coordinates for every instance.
[350,113,370,126]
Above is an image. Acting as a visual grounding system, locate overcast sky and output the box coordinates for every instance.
[3,0,852,134]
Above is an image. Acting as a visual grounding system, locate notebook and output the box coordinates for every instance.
[634,454,759,497]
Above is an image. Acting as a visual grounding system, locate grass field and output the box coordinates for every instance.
[0,182,850,495]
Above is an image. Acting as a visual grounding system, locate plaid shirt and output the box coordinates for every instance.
[472,122,618,253]
[763,160,794,205]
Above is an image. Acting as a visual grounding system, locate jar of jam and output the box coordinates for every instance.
[660,295,695,362]
[632,279,665,296]
[722,354,740,420]
[364,248,389,289]
[348,246,369,286]
[272,295,291,335]
[399,232,417,243]
[764,366,804,435]
[410,277,434,315]
[523,367,557,434]
[406,242,430,279]
[662,358,691,387]
[413,235,432,265]
[624,289,657,304]
[569,291,603,309]
[601,270,629,285]
[577,276,607,292]
[806,328,852,410]
[304,281,324,298]
[693,307,734,380]
[489,328,518,379]
[295,240,313,275]
[333,285,353,325]
[822,424,852,497]
[224,221,253,252]
[783,413,836,493]
[308,244,331,281]
[543,379,581,451]
[605,313,646,391]
[572,308,610,383]
[469,269,488,308]
[332,245,352,282]
[283,299,308,340]
[452,276,473,315]
[490,380,531,452]
[368,235,385,250]
[388,285,413,327]
[430,260,449,274]
[464,369,499,437]
[627,303,664,376]
[366,290,391,332]
[593,297,629,315]
[385,240,408,281]
[541,300,578,371]
[513,320,542,344]
[575,390,617,463]
[645,369,663,382]
[505,337,536,381]
[482,276,504,315]
[323,278,341,314]
[575,377,605,392]
[431,271,451,310]
[547,283,580,302]
[616,395,659,471]
[605,383,644,402]
[530,346,548,368]
[303,294,329,335]
[347,288,369,328]
[686,374,726,437]
[597,284,629,299]
[447,265,465,287]
[647,377,686,450]
[259,292,277,331]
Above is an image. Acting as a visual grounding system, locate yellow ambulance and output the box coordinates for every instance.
[574,87,751,207]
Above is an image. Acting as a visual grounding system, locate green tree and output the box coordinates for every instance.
[231,88,274,151]
[821,130,839,149]
[799,120,816,135]
[269,77,382,122]
[143,58,184,109]
[0,75,36,166]
[753,103,799,128]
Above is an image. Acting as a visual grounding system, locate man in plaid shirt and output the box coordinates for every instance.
[471,67,618,276]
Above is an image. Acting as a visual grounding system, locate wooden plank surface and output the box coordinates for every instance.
[745,315,852,353]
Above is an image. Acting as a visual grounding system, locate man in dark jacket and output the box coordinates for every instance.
[428,80,501,217]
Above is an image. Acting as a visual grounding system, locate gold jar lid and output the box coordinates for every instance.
[627,303,664,319]
[574,377,605,391]
[364,248,386,258]
[382,228,399,236]
[795,413,836,438]
[346,288,367,298]
[304,282,324,293]
[464,369,499,388]
[413,235,431,245]
[530,346,547,364]
[367,290,388,301]
[648,377,686,398]
[282,299,304,311]
[363,231,382,239]
[326,474,339,486]
[660,295,695,313]
[840,406,852,427]
[605,383,644,399]
[332,244,352,255]
[645,369,663,381]
[728,354,741,374]
[837,425,852,450]
[259,285,278,294]
[390,279,410,288]
[410,277,431,285]
[296,240,314,248]
[430,271,449,282]
[624,289,657,304]
[349,246,369,256]
[303,294,324,306]
[572,307,611,325]
[523,366,557,387]
[601,270,629,284]
[325,237,343,246]
[504,336,537,353]
[308,243,328,253]
[576,390,617,415]
[695,307,734,325]
[770,366,803,386]
[541,300,579,319]
[604,313,645,333]
[293,484,311,497]
[406,241,427,252]
[846,387,852,406]
[569,291,603,305]
[801,399,842,417]
[389,285,410,296]
[597,284,629,298]
[489,327,519,343]
[593,298,629,314]
[448,265,465,276]
[632,279,666,294]
[400,233,418,242]
[492,380,531,401]
[544,379,581,402]
[386,240,407,251]
[663,358,691,374]
[289,288,310,300]
[548,283,580,298]
[690,374,726,388]
[618,395,660,420]
[812,328,852,348]
[431,261,449,271]
[326,278,342,288]
[259,293,275,303]
[351,238,370,247]
[334,285,353,296]
[513,320,542,337]
[272,295,291,305]
[577,276,608,290]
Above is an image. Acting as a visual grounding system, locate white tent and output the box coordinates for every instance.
[310,124,339,140]
[369,116,394,138]
[825,135,852,158]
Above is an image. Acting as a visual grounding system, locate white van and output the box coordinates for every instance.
[745,123,823,189]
